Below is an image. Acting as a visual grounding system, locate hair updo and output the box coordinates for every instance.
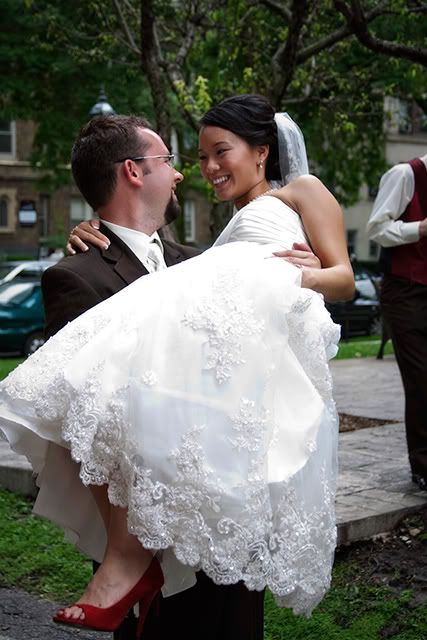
[199,94,281,182]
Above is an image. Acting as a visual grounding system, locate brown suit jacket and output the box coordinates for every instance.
[42,223,200,339]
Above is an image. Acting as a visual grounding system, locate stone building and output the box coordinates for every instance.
[0,120,83,258]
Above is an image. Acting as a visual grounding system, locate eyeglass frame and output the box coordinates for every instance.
[114,154,175,166]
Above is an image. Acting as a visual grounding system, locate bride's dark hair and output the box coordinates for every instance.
[199,94,281,181]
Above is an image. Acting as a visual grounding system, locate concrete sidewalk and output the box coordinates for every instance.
[332,355,427,543]
[1,355,427,546]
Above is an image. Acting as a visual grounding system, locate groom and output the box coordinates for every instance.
[41,114,265,640]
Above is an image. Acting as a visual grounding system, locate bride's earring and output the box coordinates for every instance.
[258,159,264,169]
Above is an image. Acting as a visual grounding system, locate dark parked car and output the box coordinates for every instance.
[326,267,381,339]
[0,281,45,356]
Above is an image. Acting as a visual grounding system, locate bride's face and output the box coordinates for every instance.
[198,126,268,208]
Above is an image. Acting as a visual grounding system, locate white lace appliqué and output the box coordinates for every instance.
[183,269,263,383]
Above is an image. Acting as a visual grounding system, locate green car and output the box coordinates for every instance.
[0,280,45,356]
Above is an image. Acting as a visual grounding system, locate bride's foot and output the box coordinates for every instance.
[53,554,164,634]
[58,548,154,622]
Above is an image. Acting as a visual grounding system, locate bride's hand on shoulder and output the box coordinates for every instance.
[67,220,110,255]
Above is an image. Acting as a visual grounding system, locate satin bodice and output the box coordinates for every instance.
[213,195,308,249]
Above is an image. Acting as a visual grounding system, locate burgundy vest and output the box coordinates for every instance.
[382,158,427,285]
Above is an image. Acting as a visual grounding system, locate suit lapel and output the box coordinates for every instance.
[162,239,187,267]
[99,223,149,284]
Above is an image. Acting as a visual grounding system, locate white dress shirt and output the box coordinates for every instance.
[367,155,427,248]
[101,220,167,272]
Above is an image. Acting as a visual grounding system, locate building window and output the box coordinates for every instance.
[18,200,37,226]
[0,121,16,157]
[183,200,196,243]
[70,197,93,224]
[398,99,427,135]
[0,197,8,227]
[347,229,357,259]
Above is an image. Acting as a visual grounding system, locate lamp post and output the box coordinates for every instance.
[89,87,115,117]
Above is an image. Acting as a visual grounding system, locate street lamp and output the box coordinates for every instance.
[89,87,115,117]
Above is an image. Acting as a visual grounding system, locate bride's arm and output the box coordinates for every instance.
[273,175,355,302]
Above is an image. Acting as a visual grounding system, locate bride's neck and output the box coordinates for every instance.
[234,180,273,210]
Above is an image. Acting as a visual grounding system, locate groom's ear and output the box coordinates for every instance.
[121,159,144,186]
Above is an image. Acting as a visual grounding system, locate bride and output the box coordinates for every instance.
[0,95,354,634]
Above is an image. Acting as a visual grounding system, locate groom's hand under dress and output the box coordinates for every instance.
[273,243,321,291]
[273,242,321,269]
[67,219,110,255]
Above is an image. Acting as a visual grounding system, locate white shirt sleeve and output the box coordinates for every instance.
[366,163,420,247]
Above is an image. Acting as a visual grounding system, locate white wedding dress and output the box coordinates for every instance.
[0,195,340,615]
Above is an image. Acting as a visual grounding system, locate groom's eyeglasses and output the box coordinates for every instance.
[114,154,175,167]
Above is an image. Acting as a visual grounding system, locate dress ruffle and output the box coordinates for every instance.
[0,241,339,615]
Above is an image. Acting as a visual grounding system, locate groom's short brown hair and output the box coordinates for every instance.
[71,114,152,211]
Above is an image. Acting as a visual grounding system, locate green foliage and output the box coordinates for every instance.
[0,489,92,601]
[1,0,153,191]
[1,0,426,206]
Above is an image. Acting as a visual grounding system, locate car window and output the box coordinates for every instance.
[0,264,17,279]
[16,268,43,280]
[0,282,37,304]
[354,270,377,300]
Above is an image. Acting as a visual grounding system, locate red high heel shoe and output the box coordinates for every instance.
[53,555,164,637]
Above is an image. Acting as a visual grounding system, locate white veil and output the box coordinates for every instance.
[274,112,309,185]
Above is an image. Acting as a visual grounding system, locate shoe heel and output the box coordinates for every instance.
[135,590,160,639]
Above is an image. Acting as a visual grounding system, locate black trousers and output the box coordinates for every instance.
[112,570,264,640]
[380,275,427,476]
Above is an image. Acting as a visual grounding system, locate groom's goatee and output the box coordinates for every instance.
[165,197,181,225]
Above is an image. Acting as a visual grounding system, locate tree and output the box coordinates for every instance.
[2,0,427,230]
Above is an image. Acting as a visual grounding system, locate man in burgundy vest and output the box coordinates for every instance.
[367,154,427,489]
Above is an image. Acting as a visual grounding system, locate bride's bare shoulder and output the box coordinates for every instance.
[274,175,325,199]
[271,175,320,210]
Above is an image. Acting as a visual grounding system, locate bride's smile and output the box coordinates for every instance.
[198,125,270,208]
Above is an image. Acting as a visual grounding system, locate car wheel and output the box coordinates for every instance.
[369,316,383,337]
[23,332,45,357]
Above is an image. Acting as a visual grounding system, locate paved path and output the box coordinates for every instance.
[331,356,427,543]
[1,355,427,548]
[0,587,100,640]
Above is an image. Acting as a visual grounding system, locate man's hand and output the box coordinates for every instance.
[273,242,322,291]
[272,242,321,269]
[66,219,110,255]
[419,218,427,238]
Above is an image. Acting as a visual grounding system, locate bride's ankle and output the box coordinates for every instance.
[105,547,153,575]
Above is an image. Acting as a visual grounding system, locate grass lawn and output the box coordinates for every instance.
[1,489,426,639]
[336,336,394,360]
[0,357,23,379]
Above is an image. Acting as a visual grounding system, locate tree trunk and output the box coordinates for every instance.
[140,0,171,144]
